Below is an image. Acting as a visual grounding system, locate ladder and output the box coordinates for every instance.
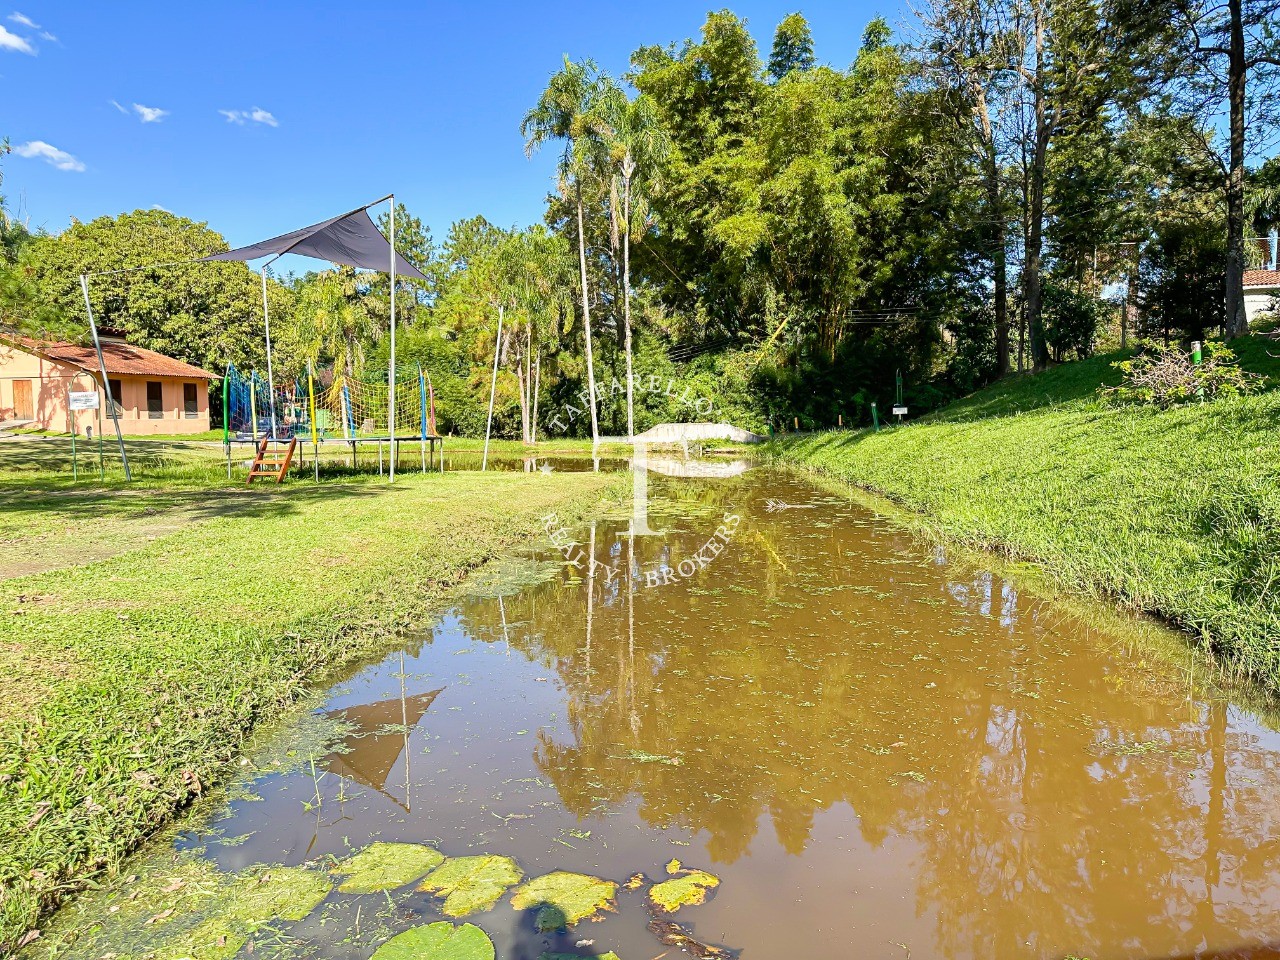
[247,436,298,485]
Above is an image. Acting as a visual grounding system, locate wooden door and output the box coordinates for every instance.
[13,379,33,420]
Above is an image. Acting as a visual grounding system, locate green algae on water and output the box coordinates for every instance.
[509,871,618,931]
[33,857,332,960]
[648,862,721,914]
[464,557,564,599]
[418,855,524,917]
[370,921,495,960]
[332,842,444,893]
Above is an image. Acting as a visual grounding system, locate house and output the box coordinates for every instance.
[0,329,216,435]
[1244,269,1280,327]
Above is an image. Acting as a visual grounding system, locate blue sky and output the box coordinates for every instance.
[1,1,888,255]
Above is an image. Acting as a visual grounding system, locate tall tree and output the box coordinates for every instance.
[523,57,610,444]
[913,0,1022,376]
[601,84,670,437]
[1146,0,1280,336]
[372,201,440,325]
[1008,0,1123,370]
[284,266,380,380]
[768,12,817,82]
[19,209,288,373]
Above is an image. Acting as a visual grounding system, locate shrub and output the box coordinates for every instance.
[1103,339,1263,407]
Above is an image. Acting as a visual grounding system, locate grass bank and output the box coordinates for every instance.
[770,341,1280,691]
[0,470,619,949]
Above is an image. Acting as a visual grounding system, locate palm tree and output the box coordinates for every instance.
[292,266,380,381]
[523,57,609,444]
[600,85,669,438]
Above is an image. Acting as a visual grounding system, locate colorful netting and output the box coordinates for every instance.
[222,365,437,442]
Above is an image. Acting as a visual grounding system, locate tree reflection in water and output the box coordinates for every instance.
[467,473,1280,959]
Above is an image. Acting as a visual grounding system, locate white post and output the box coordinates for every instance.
[261,264,279,439]
[80,274,131,481]
[388,196,397,483]
[482,305,503,471]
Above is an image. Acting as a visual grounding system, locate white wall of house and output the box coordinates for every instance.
[1245,288,1279,326]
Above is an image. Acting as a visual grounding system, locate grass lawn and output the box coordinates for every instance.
[770,336,1280,692]
[0,468,620,949]
[0,435,639,490]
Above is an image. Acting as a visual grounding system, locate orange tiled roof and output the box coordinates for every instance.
[1244,269,1280,288]
[11,336,215,379]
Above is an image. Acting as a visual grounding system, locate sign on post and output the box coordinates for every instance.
[69,391,100,411]
[892,405,908,417]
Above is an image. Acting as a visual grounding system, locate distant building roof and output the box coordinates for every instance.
[6,335,216,380]
[1244,269,1280,288]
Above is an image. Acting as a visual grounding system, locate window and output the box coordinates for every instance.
[107,379,124,416]
[146,381,164,419]
[183,383,198,418]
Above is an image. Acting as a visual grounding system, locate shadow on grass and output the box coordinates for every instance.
[0,474,408,528]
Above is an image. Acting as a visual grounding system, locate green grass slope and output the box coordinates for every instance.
[772,335,1280,691]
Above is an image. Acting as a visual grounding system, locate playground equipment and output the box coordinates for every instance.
[222,362,442,480]
[246,436,298,485]
[79,195,427,483]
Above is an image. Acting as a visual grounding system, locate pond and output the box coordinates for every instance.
[42,468,1280,960]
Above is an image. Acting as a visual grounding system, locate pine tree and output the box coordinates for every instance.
[768,13,816,82]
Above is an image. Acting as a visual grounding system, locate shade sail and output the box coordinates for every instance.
[202,206,427,281]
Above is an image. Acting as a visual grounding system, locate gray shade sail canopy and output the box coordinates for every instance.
[201,206,427,280]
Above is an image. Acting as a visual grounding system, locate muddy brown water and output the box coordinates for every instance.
[71,469,1280,958]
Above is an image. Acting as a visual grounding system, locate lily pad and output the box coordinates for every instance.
[371,921,495,960]
[332,842,445,893]
[510,871,619,931]
[648,868,721,914]
[418,855,524,917]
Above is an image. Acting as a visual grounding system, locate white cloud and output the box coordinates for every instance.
[132,103,167,123]
[151,204,171,213]
[0,23,33,53]
[219,107,278,127]
[38,30,54,41]
[13,140,85,172]
[8,12,37,28]
[109,99,128,114]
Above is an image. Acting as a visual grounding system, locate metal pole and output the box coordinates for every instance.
[223,366,231,480]
[80,274,130,481]
[249,372,259,447]
[307,360,319,482]
[482,304,503,471]
[261,264,279,440]
[418,363,427,475]
[95,412,105,480]
[388,195,397,483]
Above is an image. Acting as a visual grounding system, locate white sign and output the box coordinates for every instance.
[892,405,908,416]
[69,391,100,411]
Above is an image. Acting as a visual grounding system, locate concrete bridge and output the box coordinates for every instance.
[618,422,767,445]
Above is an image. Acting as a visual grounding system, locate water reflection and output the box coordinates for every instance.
[141,472,1280,960]
[465,474,1280,959]
[322,688,442,812]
